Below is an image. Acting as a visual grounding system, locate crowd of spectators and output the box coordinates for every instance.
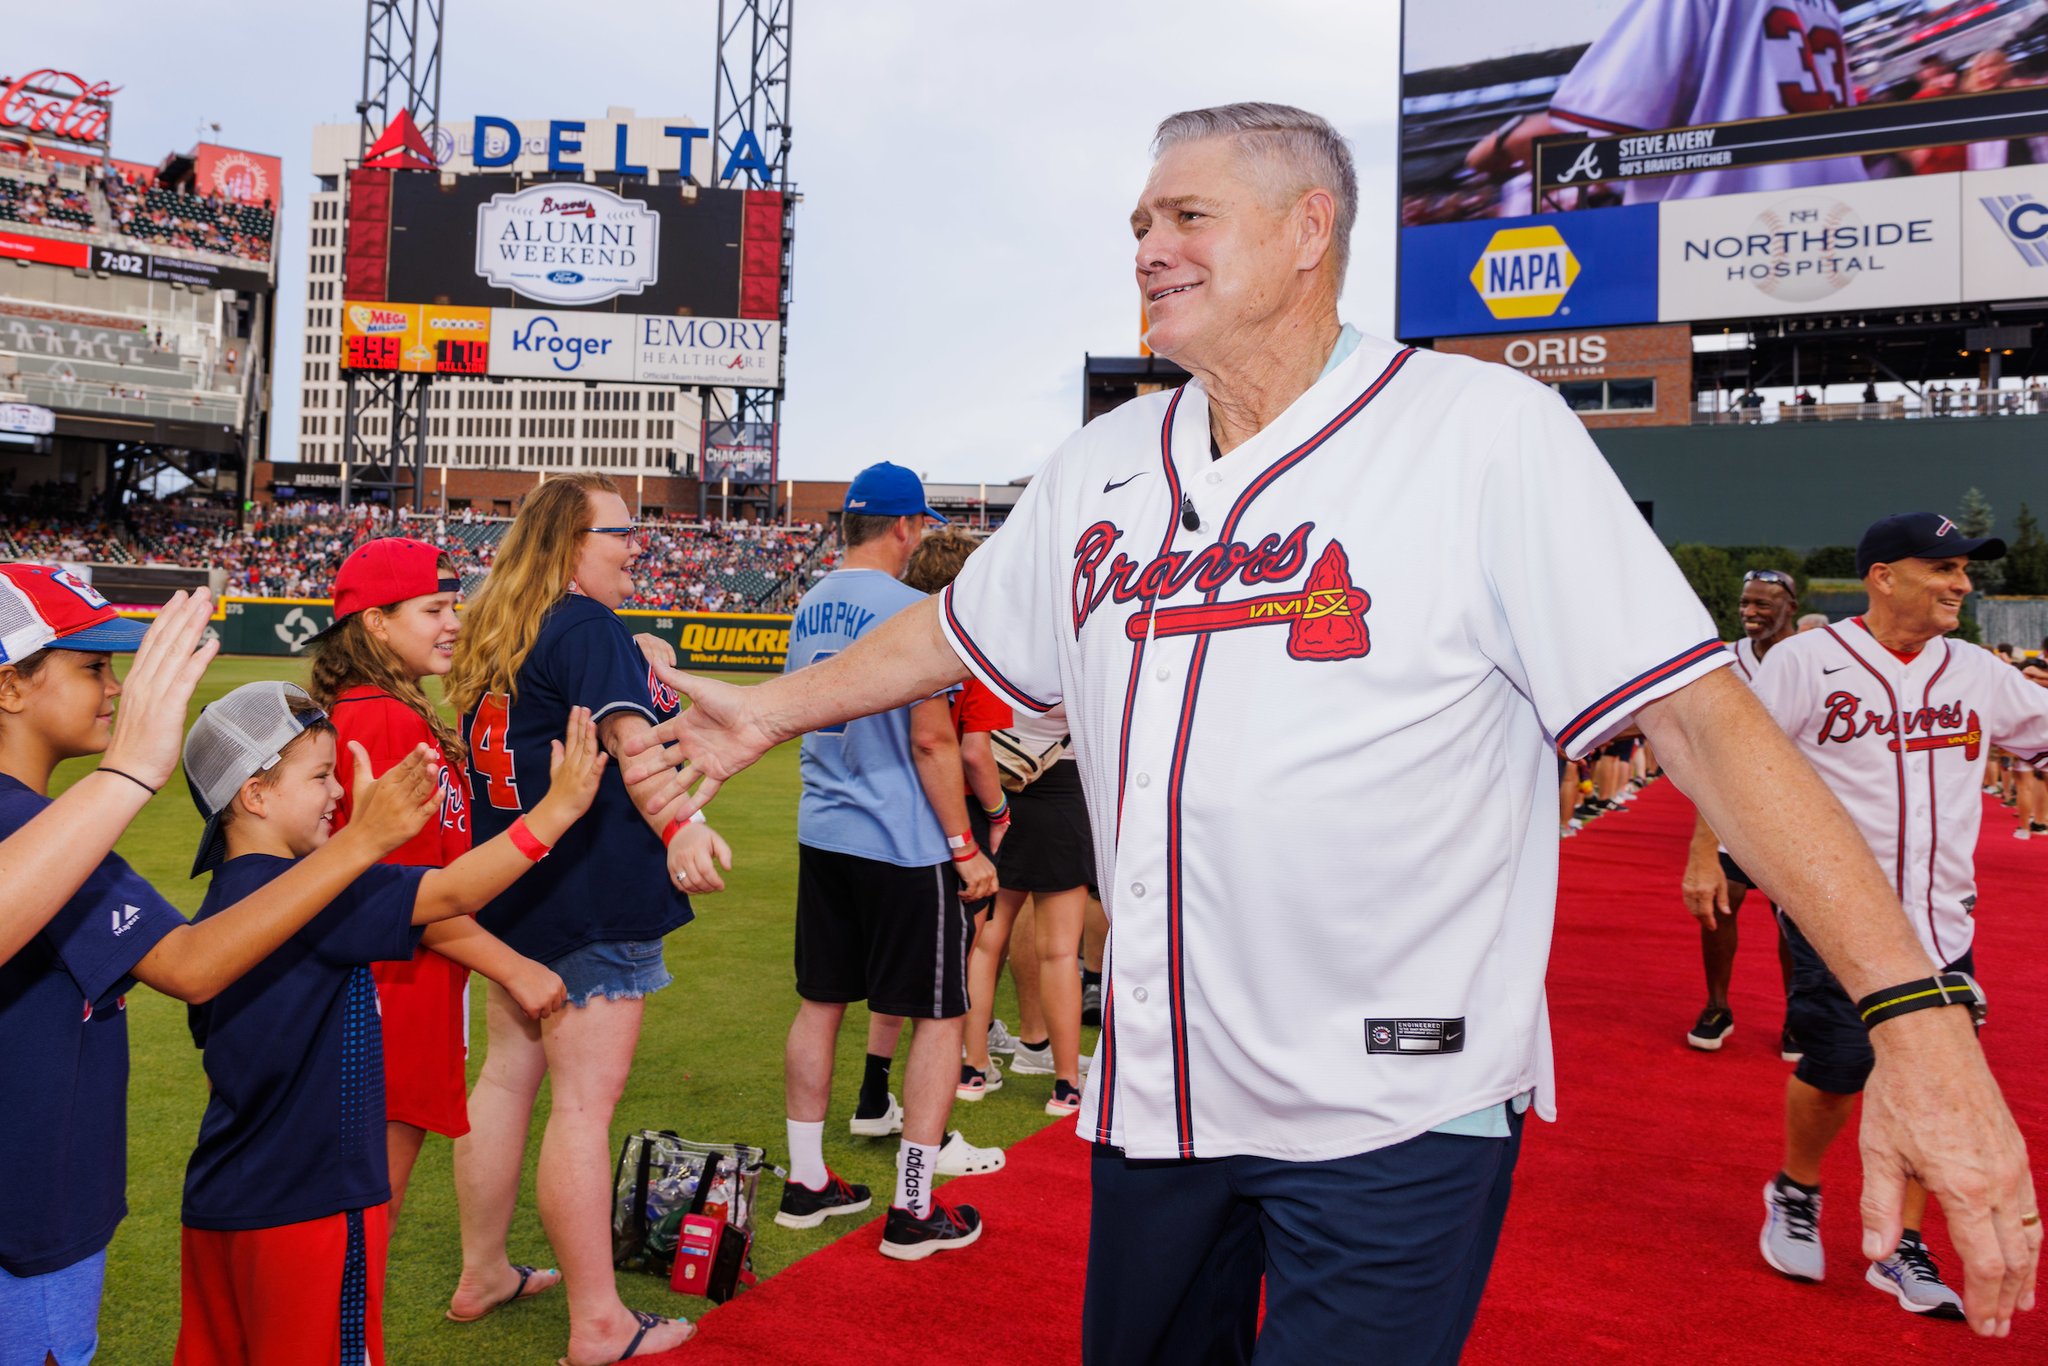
[0,501,832,610]
[0,170,94,230]
[103,167,274,265]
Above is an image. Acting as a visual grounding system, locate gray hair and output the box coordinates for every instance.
[1152,103,1357,289]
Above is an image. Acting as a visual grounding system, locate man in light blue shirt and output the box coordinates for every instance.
[773,463,1001,1261]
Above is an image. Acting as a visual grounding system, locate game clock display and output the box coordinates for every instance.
[343,332,403,371]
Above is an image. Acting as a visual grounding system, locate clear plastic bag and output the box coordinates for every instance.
[611,1130,767,1276]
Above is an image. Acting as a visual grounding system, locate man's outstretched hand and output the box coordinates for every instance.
[622,664,779,820]
[1859,1008,2040,1337]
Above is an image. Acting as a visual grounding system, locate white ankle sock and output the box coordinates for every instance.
[787,1119,826,1190]
[896,1138,935,1219]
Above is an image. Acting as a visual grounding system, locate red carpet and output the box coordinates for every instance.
[655,784,2047,1364]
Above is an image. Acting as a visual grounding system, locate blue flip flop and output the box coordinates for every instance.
[555,1309,693,1366]
[444,1264,559,1323]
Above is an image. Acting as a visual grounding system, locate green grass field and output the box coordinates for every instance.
[73,656,1082,1363]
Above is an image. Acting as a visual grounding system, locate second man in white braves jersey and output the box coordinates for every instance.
[1750,512,2048,1319]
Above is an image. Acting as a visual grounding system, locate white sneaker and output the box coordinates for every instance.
[986,1018,1018,1055]
[934,1129,1005,1176]
[2016,827,2031,840]
[849,1092,903,1137]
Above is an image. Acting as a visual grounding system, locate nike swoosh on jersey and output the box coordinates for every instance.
[1822,665,1848,675]
[1102,472,1146,493]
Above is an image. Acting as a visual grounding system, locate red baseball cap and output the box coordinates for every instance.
[0,563,150,663]
[324,537,459,629]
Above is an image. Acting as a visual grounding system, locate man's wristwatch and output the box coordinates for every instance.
[1856,972,1987,1029]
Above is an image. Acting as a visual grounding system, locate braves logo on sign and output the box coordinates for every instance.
[1071,521,1371,662]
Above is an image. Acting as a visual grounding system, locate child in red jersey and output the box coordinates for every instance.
[307,539,568,1306]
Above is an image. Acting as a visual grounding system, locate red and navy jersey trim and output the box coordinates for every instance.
[1156,347,1414,1157]
[1557,638,1725,751]
[1549,106,1640,135]
[1919,642,1953,960]
[941,582,1057,714]
[1823,624,1906,903]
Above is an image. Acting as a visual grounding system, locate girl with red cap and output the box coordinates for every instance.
[308,537,570,1317]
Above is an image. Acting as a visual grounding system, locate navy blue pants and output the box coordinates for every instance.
[1082,1110,1523,1366]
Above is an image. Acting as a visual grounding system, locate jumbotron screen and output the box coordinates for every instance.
[1396,0,2048,339]
[344,170,784,386]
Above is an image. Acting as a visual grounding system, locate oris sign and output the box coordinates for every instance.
[0,70,119,150]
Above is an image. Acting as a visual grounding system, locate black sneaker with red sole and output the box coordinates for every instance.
[879,1200,983,1261]
[775,1170,872,1230]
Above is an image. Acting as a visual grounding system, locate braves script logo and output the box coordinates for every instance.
[648,662,681,713]
[1071,521,1371,661]
[539,196,597,218]
[1817,691,1981,759]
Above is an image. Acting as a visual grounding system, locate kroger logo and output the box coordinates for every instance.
[510,315,615,373]
[1981,194,2048,267]
[1468,225,1579,321]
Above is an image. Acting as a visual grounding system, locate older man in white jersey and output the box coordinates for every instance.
[1750,512,2048,1319]
[627,105,2040,1357]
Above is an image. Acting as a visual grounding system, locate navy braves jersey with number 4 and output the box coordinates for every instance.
[1549,0,1866,203]
[1751,621,2048,965]
[940,330,1726,1161]
[463,592,691,964]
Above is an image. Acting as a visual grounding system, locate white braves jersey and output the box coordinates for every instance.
[1751,623,2048,965]
[1726,634,1767,684]
[940,332,1725,1161]
[1550,0,1866,204]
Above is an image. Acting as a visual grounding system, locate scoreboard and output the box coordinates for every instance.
[340,302,491,375]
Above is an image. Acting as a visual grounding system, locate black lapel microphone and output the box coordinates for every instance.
[1181,495,1201,532]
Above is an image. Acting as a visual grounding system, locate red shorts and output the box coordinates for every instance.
[176,1204,389,1366]
[372,946,471,1136]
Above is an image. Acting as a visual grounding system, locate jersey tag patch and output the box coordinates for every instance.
[1366,1018,1465,1055]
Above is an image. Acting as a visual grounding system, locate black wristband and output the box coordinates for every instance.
[96,766,160,796]
[1856,972,1986,1029]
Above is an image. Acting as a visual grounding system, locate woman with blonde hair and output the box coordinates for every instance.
[443,474,731,1365]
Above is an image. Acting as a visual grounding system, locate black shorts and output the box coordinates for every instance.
[1599,737,1636,762]
[1777,909,1975,1095]
[794,844,972,1019]
[997,761,1096,894]
[1717,851,1758,892]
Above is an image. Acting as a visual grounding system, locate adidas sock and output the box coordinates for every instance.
[787,1119,826,1191]
[896,1138,936,1219]
[856,1052,893,1117]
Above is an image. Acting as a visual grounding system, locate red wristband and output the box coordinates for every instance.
[662,817,686,847]
[950,839,980,863]
[507,816,550,861]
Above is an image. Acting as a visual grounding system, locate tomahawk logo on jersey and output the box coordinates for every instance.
[941,331,1726,1162]
[1548,0,1866,203]
[1751,622,2048,964]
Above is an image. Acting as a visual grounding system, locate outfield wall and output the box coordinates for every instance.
[130,598,793,671]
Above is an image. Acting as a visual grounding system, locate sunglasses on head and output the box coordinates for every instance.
[1744,569,1796,594]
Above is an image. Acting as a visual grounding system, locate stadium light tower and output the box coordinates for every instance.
[703,0,794,520]
[340,0,446,511]
[357,0,445,161]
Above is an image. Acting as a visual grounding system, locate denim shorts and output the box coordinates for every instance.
[548,937,672,1008]
[0,1248,105,1366]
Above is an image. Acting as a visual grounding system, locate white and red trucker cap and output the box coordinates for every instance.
[0,564,150,663]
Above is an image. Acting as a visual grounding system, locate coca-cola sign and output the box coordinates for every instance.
[0,70,120,149]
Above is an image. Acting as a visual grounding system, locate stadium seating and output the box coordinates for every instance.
[103,171,273,266]
[0,504,832,611]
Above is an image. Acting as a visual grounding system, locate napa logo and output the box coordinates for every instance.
[1469,225,1580,321]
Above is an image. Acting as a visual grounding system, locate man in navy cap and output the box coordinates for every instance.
[771,463,1003,1260]
[1748,511,2048,1319]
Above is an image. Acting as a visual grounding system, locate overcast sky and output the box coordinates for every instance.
[20,0,1402,484]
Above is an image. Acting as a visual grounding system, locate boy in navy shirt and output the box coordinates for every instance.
[0,565,440,1366]
[173,682,608,1366]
